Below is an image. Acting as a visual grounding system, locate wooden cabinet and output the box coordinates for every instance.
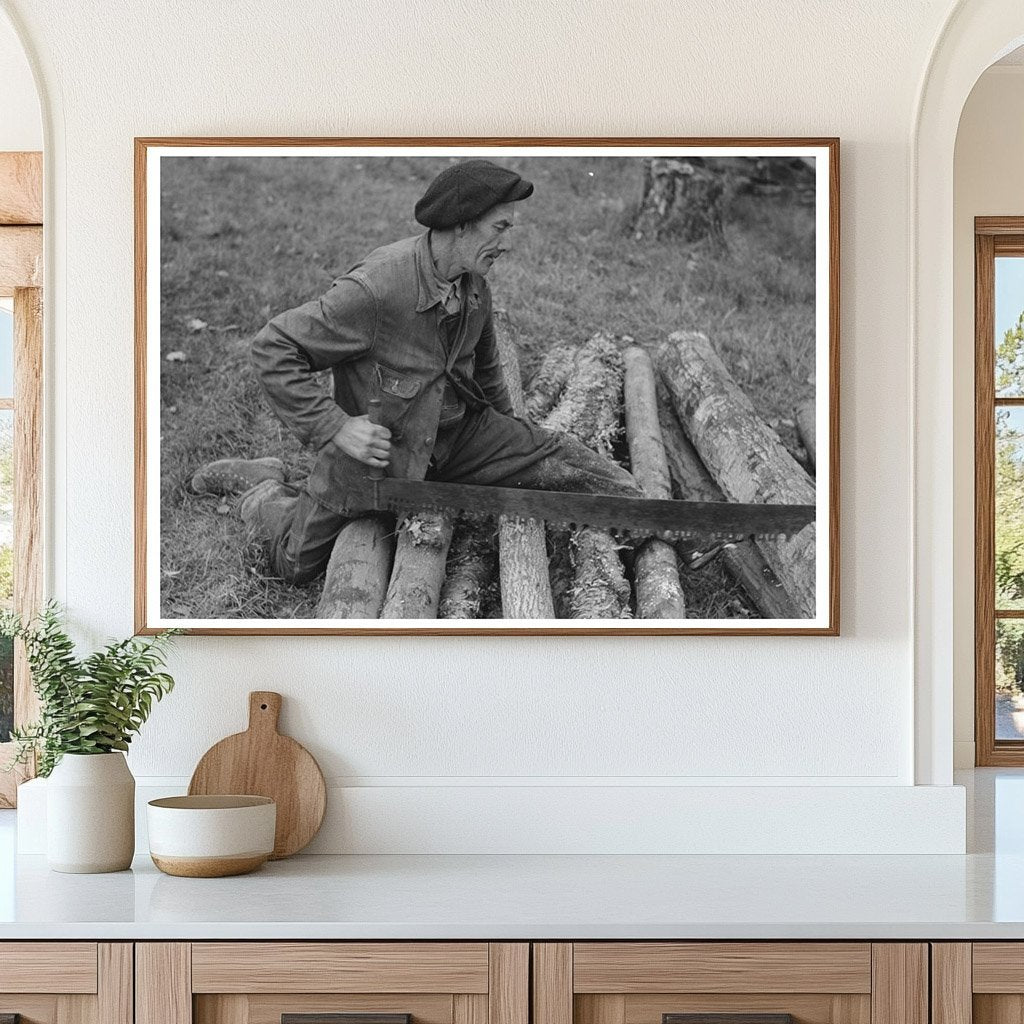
[135,944,528,1024]
[532,943,928,1024]
[0,943,132,1024]
[932,943,1024,1024]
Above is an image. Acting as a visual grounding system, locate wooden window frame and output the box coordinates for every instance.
[0,151,43,806]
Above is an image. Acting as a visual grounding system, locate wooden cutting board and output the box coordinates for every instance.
[188,691,327,859]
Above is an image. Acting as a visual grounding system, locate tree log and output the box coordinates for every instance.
[795,399,816,472]
[380,513,454,618]
[655,384,800,620]
[439,520,498,619]
[523,343,577,422]
[495,317,556,618]
[623,346,686,618]
[656,331,816,618]
[315,516,395,618]
[542,333,632,620]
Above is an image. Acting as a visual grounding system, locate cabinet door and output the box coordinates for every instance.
[941,943,1024,1024]
[533,944,927,1024]
[0,943,131,1024]
[137,943,528,1024]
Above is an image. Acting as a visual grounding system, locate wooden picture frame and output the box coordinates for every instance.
[135,137,839,636]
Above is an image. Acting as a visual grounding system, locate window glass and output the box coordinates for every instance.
[996,257,1024,397]
[997,407,1024,610]
[997,620,1024,740]
[0,306,12,399]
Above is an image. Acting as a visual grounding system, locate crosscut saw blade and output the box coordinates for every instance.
[369,478,815,541]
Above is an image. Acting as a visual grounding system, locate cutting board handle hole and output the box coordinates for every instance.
[260,703,268,710]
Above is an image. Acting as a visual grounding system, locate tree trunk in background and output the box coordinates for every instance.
[795,399,816,473]
[633,157,728,245]
[495,316,556,619]
[439,520,498,619]
[380,513,454,618]
[656,331,817,618]
[655,384,800,620]
[542,333,632,620]
[523,343,578,422]
[315,516,395,618]
[623,346,686,619]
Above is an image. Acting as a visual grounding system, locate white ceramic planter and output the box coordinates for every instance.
[46,752,135,873]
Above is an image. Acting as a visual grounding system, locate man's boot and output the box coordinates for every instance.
[191,457,286,496]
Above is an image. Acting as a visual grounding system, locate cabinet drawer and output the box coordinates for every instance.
[0,943,130,1024]
[0,942,98,994]
[534,943,926,1024]
[139,943,528,1024]
[191,944,490,994]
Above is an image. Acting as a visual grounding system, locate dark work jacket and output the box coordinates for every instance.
[251,231,514,483]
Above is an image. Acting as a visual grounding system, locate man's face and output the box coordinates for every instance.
[456,202,516,277]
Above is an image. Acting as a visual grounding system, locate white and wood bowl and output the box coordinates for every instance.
[147,795,276,877]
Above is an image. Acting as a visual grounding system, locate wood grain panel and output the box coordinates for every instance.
[98,945,132,1024]
[870,945,927,1024]
[0,995,59,1024]
[136,943,192,1024]
[0,226,42,295]
[192,944,489,994]
[976,229,999,766]
[194,995,248,1024]
[14,285,43,729]
[931,944,971,1024]
[488,944,528,1024]
[0,944,97,993]
[974,996,1024,1024]
[573,944,871,994]
[972,945,1024,992]
[56,994,95,1024]
[534,944,572,1024]
[622,993,869,1024]
[241,994,454,1024]
[453,995,487,1024]
[576,996,625,1024]
[0,153,42,225]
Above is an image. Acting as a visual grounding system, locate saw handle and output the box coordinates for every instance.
[366,376,385,483]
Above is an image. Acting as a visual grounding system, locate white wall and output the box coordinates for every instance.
[0,11,39,151]
[953,66,1024,767]
[0,0,974,852]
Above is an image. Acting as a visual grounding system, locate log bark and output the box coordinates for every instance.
[656,331,816,618]
[623,346,686,619]
[795,399,816,472]
[439,520,498,619]
[380,513,454,618]
[655,385,800,620]
[542,333,632,620]
[523,343,578,422]
[315,516,395,618]
[495,317,556,618]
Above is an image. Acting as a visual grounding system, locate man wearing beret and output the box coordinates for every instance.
[195,159,640,587]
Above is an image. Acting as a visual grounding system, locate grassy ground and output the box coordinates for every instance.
[158,155,815,619]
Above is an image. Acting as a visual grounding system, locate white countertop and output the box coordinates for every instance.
[0,848,1023,940]
[2,769,1022,941]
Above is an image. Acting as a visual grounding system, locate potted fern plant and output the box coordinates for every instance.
[2,604,178,873]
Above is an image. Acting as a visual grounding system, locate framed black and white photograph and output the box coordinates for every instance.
[135,137,838,635]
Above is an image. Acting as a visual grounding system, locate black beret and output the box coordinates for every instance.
[415,159,534,229]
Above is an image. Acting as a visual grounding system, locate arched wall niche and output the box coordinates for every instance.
[914,1,1024,785]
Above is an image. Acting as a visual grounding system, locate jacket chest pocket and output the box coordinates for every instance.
[376,363,423,440]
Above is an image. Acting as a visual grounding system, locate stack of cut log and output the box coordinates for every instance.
[314,327,816,622]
